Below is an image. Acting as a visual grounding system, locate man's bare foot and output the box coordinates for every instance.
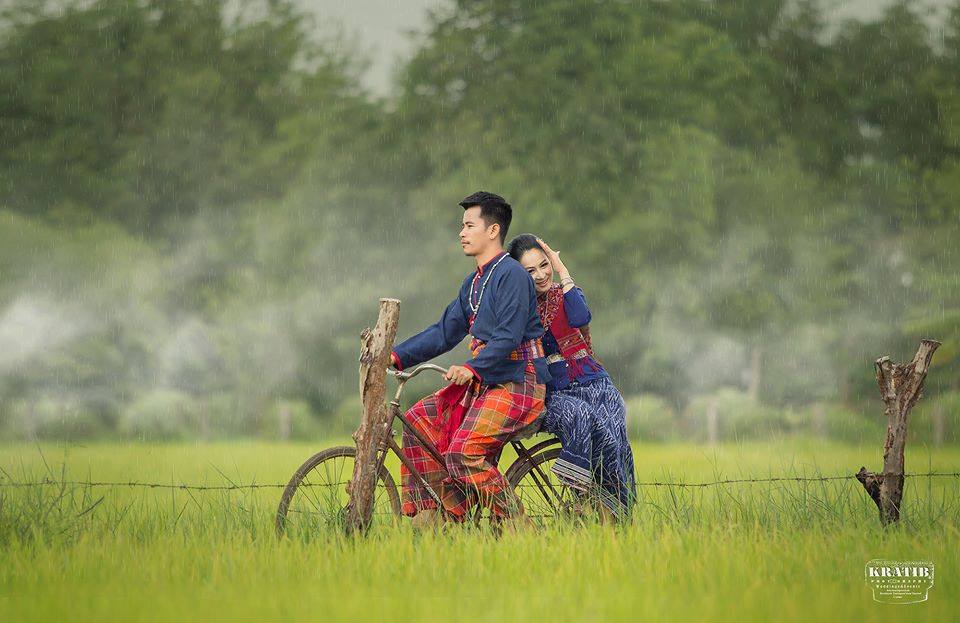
[410,508,445,532]
[494,513,534,535]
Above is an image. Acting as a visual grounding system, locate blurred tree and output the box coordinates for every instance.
[0,0,958,439]
[0,0,371,236]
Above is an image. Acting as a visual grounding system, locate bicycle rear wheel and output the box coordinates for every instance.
[275,445,401,538]
[506,445,579,525]
[508,445,630,526]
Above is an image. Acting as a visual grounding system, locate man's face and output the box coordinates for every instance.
[459,206,498,256]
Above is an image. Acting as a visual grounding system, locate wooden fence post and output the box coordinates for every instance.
[346,298,400,533]
[856,339,940,526]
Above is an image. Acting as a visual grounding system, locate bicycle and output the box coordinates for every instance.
[275,362,588,536]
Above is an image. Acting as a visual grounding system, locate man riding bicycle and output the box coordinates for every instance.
[389,191,551,530]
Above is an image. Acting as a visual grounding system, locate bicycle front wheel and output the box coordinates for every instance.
[275,446,401,538]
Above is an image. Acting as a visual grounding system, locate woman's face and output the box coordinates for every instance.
[519,248,553,294]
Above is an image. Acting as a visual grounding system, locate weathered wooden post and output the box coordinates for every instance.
[346,298,400,533]
[856,339,940,526]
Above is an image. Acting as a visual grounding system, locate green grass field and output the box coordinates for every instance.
[1,438,958,622]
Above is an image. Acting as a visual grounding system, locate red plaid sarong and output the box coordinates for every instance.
[400,360,545,519]
[470,337,545,361]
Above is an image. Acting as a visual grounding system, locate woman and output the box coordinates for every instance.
[507,233,637,520]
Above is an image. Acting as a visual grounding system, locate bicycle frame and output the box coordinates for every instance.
[372,363,561,519]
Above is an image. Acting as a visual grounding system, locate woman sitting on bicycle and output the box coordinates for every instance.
[507,234,637,520]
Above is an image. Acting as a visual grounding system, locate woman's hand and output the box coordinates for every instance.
[537,238,573,288]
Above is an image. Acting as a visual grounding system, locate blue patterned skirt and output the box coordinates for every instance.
[540,376,637,516]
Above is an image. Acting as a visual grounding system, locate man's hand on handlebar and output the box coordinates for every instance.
[444,365,475,385]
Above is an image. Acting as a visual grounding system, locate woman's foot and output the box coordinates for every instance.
[574,489,618,524]
[594,500,616,525]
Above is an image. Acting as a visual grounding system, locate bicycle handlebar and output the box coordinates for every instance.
[386,363,448,382]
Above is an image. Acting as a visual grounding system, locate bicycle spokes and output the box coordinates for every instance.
[277,448,399,539]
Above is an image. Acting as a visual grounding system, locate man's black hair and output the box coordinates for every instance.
[506,233,543,262]
[459,191,512,245]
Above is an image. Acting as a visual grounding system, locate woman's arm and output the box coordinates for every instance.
[563,287,592,328]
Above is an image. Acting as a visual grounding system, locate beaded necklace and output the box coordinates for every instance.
[469,252,509,317]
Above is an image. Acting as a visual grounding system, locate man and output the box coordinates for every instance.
[390,191,551,529]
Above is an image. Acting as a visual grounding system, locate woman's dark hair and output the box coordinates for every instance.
[506,233,543,261]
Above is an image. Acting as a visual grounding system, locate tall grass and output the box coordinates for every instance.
[1,440,957,622]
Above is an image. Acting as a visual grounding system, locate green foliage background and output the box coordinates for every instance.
[1,0,958,442]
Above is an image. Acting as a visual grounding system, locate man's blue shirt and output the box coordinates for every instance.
[392,251,551,385]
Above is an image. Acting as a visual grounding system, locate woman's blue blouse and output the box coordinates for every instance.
[542,287,607,392]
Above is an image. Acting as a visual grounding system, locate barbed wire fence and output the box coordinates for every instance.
[1,471,958,491]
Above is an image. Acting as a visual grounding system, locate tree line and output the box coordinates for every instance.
[1,0,958,442]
